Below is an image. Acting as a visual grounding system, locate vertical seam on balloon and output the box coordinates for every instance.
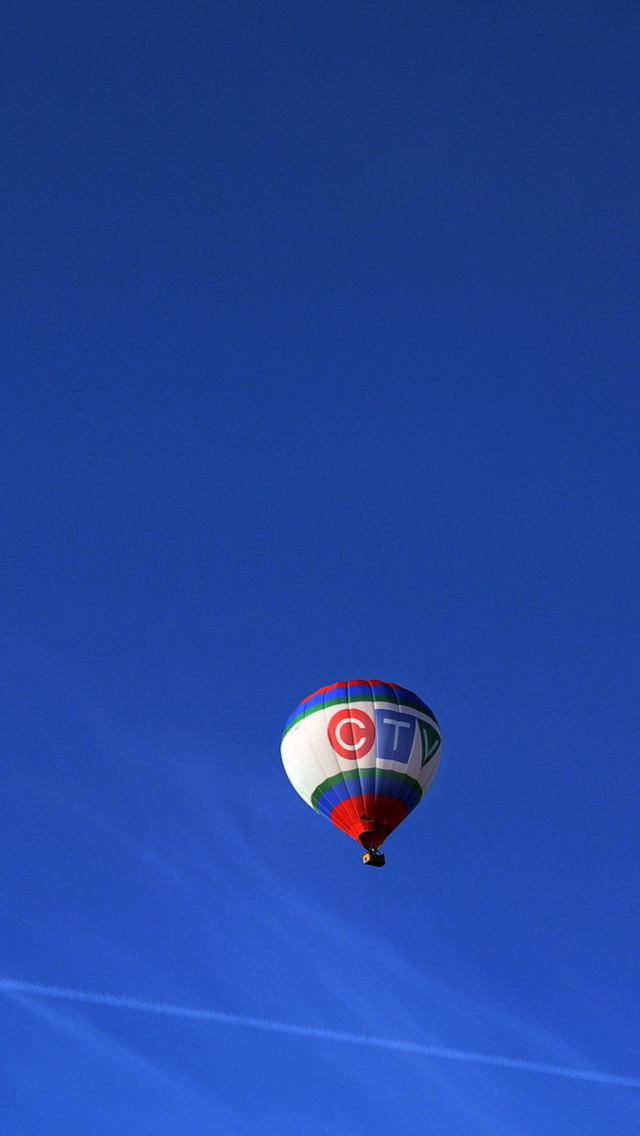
[347,677,363,831]
[403,694,421,814]
[324,686,358,839]
[368,679,379,825]
[417,726,442,802]
[345,683,364,836]
[389,683,412,814]
[301,700,337,814]
[416,716,441,797]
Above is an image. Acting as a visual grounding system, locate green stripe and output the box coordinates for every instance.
[310,769,423,812]
[282,695,438,740]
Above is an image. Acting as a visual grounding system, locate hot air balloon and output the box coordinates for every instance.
[281,680,441,866]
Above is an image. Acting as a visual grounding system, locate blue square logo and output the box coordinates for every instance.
[374,710,416,764]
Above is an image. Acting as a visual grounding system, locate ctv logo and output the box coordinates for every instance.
[327,708,375,759]
[374,709,415,763]
[327,707,422,764]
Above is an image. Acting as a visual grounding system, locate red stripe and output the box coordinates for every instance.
[298,679,404,705]
[327,795,410,848]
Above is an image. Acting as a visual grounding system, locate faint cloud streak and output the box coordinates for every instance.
[1,976,639,1090]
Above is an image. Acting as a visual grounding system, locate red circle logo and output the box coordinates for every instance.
[328,708,375,760]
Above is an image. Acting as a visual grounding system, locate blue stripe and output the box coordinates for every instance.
[314,772,422,819]
[283,681,437,736]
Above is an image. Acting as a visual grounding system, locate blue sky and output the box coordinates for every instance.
[1,1,639,1132]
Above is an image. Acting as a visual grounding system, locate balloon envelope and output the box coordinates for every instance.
[281,680,441,851]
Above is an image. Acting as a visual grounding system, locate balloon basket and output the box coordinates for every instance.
[362,850,386,867]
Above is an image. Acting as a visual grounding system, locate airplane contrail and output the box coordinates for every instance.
[0,976,637,1089]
